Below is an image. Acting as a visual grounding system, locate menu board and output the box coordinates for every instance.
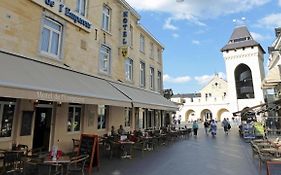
[79,134,99,173]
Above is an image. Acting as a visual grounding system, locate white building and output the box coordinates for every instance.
[172,25,266,123]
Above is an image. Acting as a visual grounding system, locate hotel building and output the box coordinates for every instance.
[0,0,176,151]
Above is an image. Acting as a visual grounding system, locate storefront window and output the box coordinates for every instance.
[98,105,107,129]
[124,108,132,127]
[0,102,16,138]
[67,105,81,132]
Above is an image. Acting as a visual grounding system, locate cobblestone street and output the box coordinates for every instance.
[94,126,268,175]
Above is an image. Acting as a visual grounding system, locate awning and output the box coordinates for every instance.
[109,82,178,111]
[0,51,131,107]
[262,65,281,89]
[233,99,281,117]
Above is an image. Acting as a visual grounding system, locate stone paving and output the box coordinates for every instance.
[92,125,275,175]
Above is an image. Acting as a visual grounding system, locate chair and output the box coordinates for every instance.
[66,154,89,175]
[72,139,80,155]
[2,151,24,174]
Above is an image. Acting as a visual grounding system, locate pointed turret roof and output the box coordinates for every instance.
[221,26,265,53]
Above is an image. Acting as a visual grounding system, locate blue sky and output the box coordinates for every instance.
[126,0,281,94]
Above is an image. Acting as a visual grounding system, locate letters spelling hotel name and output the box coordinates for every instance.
[44,0,91,29]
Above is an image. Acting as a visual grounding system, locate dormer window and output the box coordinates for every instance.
[233,37,247,43]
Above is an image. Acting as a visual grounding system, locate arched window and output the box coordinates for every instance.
[234,64,255,99]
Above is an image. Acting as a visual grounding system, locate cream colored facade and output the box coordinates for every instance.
[0,0,174,152]
[172,75,231,122]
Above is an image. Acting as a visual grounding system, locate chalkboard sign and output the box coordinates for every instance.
[20,111,33,136]
[79,134,99,173]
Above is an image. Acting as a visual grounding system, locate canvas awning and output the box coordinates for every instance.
[109,82,178,111]
[233,99,281,117]
[262,65,281,89]
[0,51,131,107]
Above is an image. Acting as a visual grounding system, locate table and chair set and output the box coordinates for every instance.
[0,144,89,175]
[99,127,192,159]
[250,138,281,175]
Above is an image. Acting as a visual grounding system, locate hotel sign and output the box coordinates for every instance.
[121,10,130,46]
[36,91,85,103]
[30,0,92,32]
[120,10,130,58]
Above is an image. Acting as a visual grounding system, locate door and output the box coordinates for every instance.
[32,107,52,151]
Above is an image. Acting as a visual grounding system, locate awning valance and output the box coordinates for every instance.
[0,51,131,107]
[109,82,178,111]
[233,99,281,117]
[262,65,281,89]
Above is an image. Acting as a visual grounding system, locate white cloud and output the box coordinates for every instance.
[194,72,226,85]
[250,32,271,41]
[163,18,178,30]
[192,40,200,45]
[279,0,281,6]
[172,33,179,38]
[258,13,281,28]
[163,74,191,83]
[126,0,269,29]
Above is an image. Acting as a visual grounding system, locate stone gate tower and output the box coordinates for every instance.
[221,25,265,113]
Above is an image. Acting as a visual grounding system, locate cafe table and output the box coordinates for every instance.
[43,155,70,175]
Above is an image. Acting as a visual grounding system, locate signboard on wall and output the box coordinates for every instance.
[120,10,130,57]
[30,0,92,32]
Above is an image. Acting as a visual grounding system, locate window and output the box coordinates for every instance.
[150,42,154,58]
[99,45,111,74]
[149,67,155,90]
[140,34,145,53]
[157,48,162,62]
[67,105,82,132]
[124,108,132,127]
[235,64,255,99]
[125,58,133,81]
[130,25,133,47]
[40,17,62,58]
[140,62,146,87]
[0,100,16,138]
[157,71,162,92]
[76,0,86,16]
[98,105,107,129]
[102,5,111,32]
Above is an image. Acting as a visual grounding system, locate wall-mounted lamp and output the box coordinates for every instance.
[57,102,62,107]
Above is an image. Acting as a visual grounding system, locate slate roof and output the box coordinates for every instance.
[221,26,265,53]
[172,93,201,98]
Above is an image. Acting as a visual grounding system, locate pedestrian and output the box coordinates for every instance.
[222,118,229,135]
[192,120,199,136]
[210,119,217,137]
[118,125,125,135]
[203,120,209,135]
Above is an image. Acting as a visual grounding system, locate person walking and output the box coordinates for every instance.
[203,120,209,135]
[192,120,199,136]
[210,120,217,137]
[222,118,230,135]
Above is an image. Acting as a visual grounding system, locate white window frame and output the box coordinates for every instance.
[76,0,87,16]
[150,67,155,90]
[140,34,145,53]
[125,58,133,81]
[140,61,146,87]
[98,105,107,130]
[40,17,63,59]
[124,107,132,127]
[157,71,162,92]
[102,5,111,32]
[67,105,82,133]
[99,45,111,74]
